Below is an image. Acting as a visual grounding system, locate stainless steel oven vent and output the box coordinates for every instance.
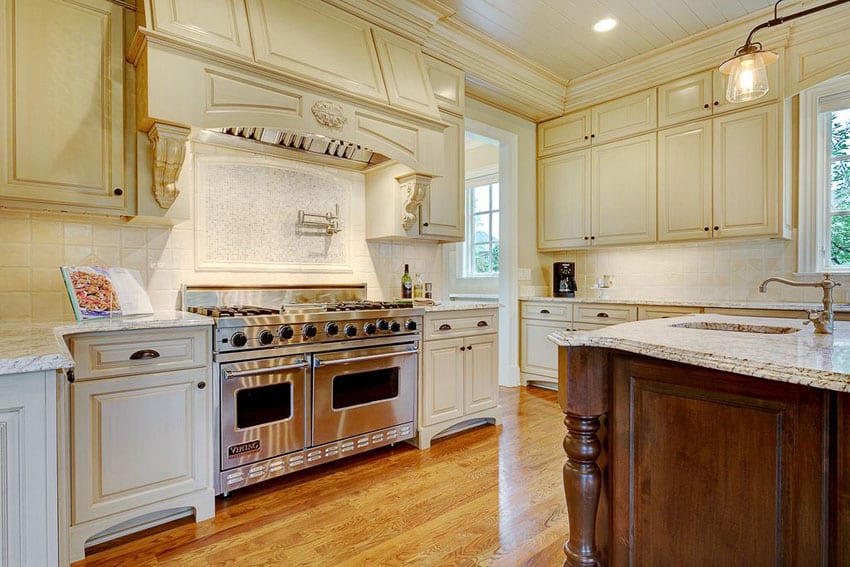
[213,127,385,167]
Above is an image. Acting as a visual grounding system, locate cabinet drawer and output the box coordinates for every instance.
[574,304,636,326]
[424,309,498,340]
[70,327,210,380]
[521,302,572,322]
[638,306,703,320]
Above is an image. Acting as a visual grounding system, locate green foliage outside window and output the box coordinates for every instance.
[830,110,850,265]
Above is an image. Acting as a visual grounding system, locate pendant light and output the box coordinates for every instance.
[720,0,850,103]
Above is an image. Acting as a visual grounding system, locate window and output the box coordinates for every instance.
[465,176,499,276]
[799,75,850,273]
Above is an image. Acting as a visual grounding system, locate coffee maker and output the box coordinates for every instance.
[553,262,577,298]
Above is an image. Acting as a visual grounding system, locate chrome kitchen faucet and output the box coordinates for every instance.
[758,273,841,334]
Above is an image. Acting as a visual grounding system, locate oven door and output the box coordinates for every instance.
[312,342,417,446]
[220,356,309,470]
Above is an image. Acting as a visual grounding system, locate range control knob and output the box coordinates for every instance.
[404,319,418,331]
[344,324,357,337]
[390,321,401,332]
[325,322,339,336]
[303,324,317,339]
[363,322,377,335]
[230,332,248,348]
[278,325,294,340]
[377,319,389,331]
[258,330,275,345]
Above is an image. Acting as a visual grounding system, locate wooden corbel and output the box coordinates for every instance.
[396,173,433,230]
[148,123,191,209]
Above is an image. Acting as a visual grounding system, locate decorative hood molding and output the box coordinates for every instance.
[129,0,447,207]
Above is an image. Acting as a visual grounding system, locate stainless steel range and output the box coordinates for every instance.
[182,285,422,496]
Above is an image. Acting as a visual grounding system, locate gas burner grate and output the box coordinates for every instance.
[189,305,277,317]
[326,301,413,311]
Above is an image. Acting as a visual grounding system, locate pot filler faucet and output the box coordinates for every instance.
[758,273,842,334]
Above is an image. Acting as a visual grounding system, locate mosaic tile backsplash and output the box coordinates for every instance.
[196,161,349,269]
[0,150,442,320]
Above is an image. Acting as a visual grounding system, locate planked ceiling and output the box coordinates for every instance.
[440,0,780,81]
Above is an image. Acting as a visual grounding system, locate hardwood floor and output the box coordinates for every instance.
[75,386,567,566]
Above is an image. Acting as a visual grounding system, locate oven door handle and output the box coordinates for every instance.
[224,360,308,379]
[313,348,417,368]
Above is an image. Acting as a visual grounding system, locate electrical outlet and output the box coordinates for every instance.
[518,268,531,281]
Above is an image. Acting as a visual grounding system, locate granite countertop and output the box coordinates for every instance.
[423,301,501,312]
[521,296,850,312]
[0,311,213,377]
[548,314,850,393]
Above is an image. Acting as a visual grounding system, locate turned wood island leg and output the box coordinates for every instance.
[557,346,609,567]
[563,413,602,566]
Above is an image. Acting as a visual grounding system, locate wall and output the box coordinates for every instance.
[551,234,850,304]
[0,143,443,321]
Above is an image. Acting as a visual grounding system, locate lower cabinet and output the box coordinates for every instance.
[418,309,500,448]
[65,326,214,562]
[0,370,59,567]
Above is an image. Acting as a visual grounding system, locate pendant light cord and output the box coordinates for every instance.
[743,0,850,48]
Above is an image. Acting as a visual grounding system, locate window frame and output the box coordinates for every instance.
[463,174,500,278]
[798,74,850,274]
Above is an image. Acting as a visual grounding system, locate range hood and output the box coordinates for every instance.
[208,127,389,170]
[129,0,447,208]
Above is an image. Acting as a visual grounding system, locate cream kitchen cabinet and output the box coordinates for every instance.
[538,133,656,250]
[658,64,780,128]
[0,370,60,567]
[659,104,783,242]
[637,305,703,320]
[537,88,657,157]
[419,112,465,241]
[0,0,128,214]
[66,327,214,562]
[419,309,500,449]
[150,0,253,59]
[423,55,465,116]
[520,302,573,388]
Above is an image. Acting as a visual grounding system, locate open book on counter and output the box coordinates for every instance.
[60,266,154,320]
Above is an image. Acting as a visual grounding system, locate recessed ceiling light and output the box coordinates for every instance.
[593,18,617,32]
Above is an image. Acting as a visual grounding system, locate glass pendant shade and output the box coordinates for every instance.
[719,50,778,103]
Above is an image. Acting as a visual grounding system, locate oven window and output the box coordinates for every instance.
[236,383,293,429]
[333,368,399,409]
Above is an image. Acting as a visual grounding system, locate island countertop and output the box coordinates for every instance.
[548,314,850,393]
[0,311,213,376]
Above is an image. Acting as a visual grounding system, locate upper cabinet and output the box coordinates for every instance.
[658,64,780,128]
[372,29,440,117]
[537,88,656,157]
[419,112,465,241]
[0,0,128,214]
[423,55,465,116]
[150,0,254,59]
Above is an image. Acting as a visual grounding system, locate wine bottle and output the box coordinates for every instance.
[401,264,412,299]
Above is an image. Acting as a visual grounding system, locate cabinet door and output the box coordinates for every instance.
[464,335,498,414]
[537,111,591,157]
[424,55,464,115]
[658,120,713,242]
[712,104,779,239]
[521,320,564,379]
[421,338,464,426]
[712,64,779,115]
[658,71,713,127]
[591,88,657,145]
[592,133,657,246]
[150,0,253,59]
[420,112,464,240]
[0,0,126,213]
[537,150,591,250]
[71,368,210,524]
[372,28,439,117]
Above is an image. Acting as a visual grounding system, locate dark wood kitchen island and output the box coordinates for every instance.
[549,314,850,566]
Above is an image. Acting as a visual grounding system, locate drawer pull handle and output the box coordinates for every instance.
[596,312,609,318]
[439,324,452,331]
[130,349,161,360]
[460,346,466,351]
[477,320,488,327]
[539,309,550,314]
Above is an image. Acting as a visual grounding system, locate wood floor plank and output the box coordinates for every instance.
[74,386,567,567]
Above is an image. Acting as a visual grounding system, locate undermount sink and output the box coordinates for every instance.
[670,321,801,334]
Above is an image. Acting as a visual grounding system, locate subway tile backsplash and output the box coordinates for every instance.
[552,235,850,304]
